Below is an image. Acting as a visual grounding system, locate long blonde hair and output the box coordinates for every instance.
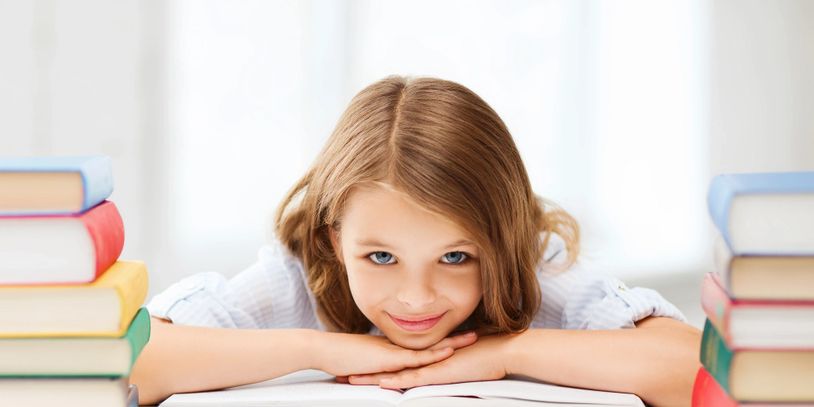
[274,76,579,334]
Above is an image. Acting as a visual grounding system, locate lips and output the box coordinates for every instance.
[389,311,447,332]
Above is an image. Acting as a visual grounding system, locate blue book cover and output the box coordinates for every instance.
[707,171,814,251]
[127,384,139,407]
[0,155,113,215]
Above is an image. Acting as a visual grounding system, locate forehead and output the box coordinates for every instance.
[340,184,471,243]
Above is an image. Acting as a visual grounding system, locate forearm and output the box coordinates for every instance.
[130,318,317,405]
[505,317,702,407]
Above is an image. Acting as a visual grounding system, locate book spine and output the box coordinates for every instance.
[692,367,738,407]
[80,201,125,281]
[712,235,734,296]
[707,175,736,250]
[78,156,114,212]
[113,262,149,335]
[700,320,735,396]
[700,273,733,343]
[124,308,151,373]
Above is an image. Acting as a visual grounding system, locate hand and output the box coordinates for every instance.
[314,330,478,380]
[346,333,513,389]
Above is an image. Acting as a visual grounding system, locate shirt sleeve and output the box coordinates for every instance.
[146,237,323,330]
[531,233,688,330]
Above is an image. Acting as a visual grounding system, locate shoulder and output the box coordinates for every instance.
[256,235,309,287]
[146,235,324,330]
[247,235,326,330]
[532,231,687,330]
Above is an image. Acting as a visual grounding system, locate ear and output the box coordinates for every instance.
[328,225,343,265]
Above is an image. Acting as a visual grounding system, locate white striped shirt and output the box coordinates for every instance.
[147,233,687,333]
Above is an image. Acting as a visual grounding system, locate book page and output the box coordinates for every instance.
[161,370,644,407]
[400,375,644,406]
[161,370,403,406]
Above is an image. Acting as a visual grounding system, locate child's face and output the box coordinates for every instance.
[330,184,483,350]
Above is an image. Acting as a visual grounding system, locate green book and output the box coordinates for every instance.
[700,318,814,402]
[700,319,734,394]
[0,307,151,377]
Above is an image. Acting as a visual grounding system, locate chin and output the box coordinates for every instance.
[382,329,449,350]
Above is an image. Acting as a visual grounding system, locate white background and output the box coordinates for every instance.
[2,0,813,328]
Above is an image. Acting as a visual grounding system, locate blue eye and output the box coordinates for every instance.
[369,251,396,265]
[366,251,470,265]
[441,251,468,264]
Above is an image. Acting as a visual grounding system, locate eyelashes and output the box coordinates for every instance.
[366,251,472,266]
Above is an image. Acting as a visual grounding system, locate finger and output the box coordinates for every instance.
[380,368,428,390]
[382,346,454,372]
[427,331,477,351]
[335,376,350,384]
[396,346,453,370]
[348,372,395,386]
[381,364,457,390]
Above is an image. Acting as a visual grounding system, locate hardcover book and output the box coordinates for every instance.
[0,200,125,285]
[713,234,814,300]
[700,320,814,402]
[0,377,130,406]
[700,272,814,348]
[0,261,148,338]
[0,308,151,377]
[707,171,814,255]
[0,155,113,216]
[692,367,813,407]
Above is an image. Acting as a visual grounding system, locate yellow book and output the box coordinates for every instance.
[0,261,148,338]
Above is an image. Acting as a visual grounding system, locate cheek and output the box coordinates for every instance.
[438,271,482,310]
[345,264,396,310]
[346,261,483,318]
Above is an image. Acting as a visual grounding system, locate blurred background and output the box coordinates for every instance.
[2,0,812,329]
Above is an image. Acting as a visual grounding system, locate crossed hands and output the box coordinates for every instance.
[315,329,512,390]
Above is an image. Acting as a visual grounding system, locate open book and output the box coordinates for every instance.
[160,369,644,407]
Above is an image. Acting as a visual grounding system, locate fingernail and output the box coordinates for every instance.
[465,331,476,337]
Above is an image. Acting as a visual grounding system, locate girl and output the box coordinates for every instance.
[131,76,702,406]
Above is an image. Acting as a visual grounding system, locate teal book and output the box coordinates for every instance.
[0,155,113,215]
[700,319,814,402]
[0,307,151,377]
[707,171,814,255]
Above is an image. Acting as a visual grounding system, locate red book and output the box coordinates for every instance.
[693,367,814,407]
[0,201,124,285]
[700,272,814,349]
[692,367,737,407]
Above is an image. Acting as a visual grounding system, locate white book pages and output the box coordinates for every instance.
[160,369,644,407]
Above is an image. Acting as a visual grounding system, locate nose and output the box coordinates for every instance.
[396,271,437,309]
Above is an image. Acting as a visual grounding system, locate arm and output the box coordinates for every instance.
[130,317,478,405]
[350,317,701,407]
[130,318,317,405]
[505,317,702,406]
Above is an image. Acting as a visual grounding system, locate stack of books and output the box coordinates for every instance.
[693,171,814,406]
[0,156,150,406]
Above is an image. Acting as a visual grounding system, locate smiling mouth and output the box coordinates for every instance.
[388,312,447,332]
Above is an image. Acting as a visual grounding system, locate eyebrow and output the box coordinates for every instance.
[354,238,476,250]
